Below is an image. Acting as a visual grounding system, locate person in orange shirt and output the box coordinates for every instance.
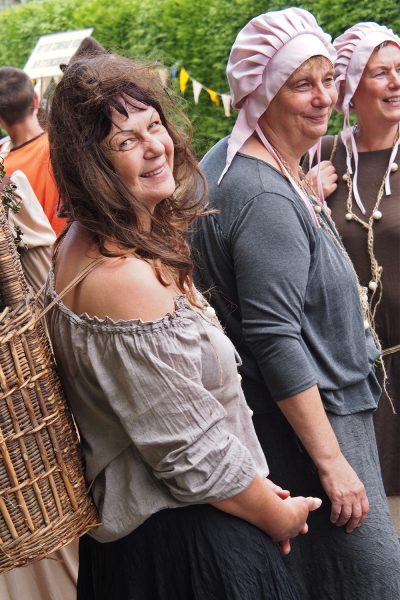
[0,67,66,235]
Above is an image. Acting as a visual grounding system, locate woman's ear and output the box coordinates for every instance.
[33,91,40,112]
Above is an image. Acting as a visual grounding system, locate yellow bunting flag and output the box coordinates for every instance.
[179,67,190,93]
[207,88,220,106]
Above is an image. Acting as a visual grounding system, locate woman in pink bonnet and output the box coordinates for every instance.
[192,8,400,599]
[309,22,400,541]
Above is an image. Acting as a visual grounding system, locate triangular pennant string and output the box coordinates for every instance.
[176,66,232,116]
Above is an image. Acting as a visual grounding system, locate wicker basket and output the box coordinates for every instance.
[0,167,98,573]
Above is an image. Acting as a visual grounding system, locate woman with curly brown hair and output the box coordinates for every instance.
[45,52,320,600]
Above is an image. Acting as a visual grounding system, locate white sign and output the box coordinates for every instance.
[24,28,94,79]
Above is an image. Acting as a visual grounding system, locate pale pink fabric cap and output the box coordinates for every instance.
[334,23,400,213]
[219,7,336,185]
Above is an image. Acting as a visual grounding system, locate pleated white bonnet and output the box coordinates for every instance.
[219,7,336,191]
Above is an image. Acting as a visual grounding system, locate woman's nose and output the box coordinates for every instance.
[143,135,164,158]
[313,84,335,107]
[388,70,400,89]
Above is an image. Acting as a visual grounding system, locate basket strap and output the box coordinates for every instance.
[34,255,109,324]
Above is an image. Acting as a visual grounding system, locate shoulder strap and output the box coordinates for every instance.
[34,255,109,324]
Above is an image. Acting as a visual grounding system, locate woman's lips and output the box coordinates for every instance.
[383,96,400,104]
[305,114,329,122]
[141,163,167,178]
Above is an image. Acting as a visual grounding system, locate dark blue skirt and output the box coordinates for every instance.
[77,504,300,600]
[253,409,400,600]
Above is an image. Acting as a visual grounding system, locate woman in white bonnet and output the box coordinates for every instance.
[192,8,400,599]
[308,22,400,539]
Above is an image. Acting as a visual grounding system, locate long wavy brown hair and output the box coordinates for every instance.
[49,53,206,298]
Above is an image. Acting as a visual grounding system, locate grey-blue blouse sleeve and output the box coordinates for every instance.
[230,191,318,401]
[87,313,258,503]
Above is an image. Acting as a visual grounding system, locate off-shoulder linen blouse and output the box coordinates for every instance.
[45,269,269,542]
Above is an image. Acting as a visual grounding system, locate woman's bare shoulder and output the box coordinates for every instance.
[71,256,179,322]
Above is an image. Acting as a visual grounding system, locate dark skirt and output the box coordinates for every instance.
[253,409,400,600]
[77,504,299,600]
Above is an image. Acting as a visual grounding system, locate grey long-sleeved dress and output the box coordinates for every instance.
[191,137,400,599]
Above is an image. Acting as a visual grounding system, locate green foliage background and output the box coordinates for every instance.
[0,0,399,157]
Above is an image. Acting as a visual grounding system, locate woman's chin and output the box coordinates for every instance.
[306,123,329,144]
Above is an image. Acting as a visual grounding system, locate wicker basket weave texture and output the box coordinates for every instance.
[0,175,98,573]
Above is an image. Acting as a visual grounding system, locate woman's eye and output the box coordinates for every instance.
[149,120,161,129]
[119,138,136,150]
[373,71,385,78]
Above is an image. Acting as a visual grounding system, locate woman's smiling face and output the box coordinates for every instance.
[105,101,175,211]
[352,43,400,129]
[260,57,337,157]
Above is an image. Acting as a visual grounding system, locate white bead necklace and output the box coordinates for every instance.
[342,130,399,322]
